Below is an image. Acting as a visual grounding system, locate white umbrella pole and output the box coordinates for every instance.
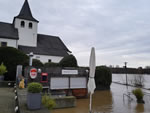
[89,93,92,113]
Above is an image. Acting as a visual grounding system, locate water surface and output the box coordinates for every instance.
[52,74,150,113]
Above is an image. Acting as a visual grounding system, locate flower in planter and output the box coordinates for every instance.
[0,62,7,75]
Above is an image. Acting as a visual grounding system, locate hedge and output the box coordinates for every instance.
[0,47,29,80]
[95,66,112,90]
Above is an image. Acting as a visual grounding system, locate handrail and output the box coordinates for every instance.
[123,93,134,102]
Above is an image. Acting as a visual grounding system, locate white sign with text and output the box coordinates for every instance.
[62,70,78,75]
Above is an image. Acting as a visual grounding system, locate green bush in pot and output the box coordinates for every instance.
[27,82,43,110]
[0,63,7,81]
[27,82,42,93]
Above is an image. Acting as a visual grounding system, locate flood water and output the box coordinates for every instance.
[52,74,150,113]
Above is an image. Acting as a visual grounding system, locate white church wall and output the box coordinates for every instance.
[14,18,38,47]
[33,54,63,63]
[0,38,17,48]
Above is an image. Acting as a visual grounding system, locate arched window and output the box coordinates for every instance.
[29,22,33,29]
[20,21,25,27]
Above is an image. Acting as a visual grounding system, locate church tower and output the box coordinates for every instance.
[13,0,38,47]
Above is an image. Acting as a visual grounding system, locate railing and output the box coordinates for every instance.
[123,92,135,102]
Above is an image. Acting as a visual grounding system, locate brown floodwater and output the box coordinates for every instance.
[52,74,150,113]
[52,83,150,113]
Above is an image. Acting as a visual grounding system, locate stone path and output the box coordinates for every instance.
[0,88,15,113]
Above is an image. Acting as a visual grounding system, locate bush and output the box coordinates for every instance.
[132,88,144,101]
[95,66,112,90]
[44,62,59,67]
[32,59,44,68]
[42,94,56,110]
[27,82,42,93]
[59,55,78,67]
[0,63,7,75]
[0,47,28,80]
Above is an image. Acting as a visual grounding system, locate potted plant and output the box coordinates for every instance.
[0,62,7,81]
[27,82,43,110]
[132,88,145,103]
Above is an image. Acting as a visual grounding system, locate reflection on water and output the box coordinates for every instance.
[52,74,150,113]
[135,104,144,113]
[92,90,113,113]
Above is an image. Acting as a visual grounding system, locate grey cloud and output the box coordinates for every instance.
[1,0,150,67]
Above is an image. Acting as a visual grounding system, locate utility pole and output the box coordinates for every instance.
[124,62,128,85]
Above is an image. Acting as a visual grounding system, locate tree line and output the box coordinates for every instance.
[110,67,150,74]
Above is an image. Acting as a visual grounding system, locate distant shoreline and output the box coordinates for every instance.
[110,67,150,74]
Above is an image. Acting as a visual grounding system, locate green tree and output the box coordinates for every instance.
[32,59,43,68]
[0,47,28,80]
[59,55,78,67]
[95,66,112,90]
[44,62,59,67]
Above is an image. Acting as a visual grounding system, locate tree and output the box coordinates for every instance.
[44,62,59,67]
[145,66,150,69]
[32,59,43,68]
[59,55,78,67]
[95,66,112,90]
[0,47,29,80]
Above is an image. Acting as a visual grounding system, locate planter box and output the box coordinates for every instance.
[53,96,76,109]
[27,93,41,110]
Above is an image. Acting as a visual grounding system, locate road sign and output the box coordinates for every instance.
[30,68,37,79]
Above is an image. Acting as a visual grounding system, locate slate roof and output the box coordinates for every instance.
[14,0,38,22]
[18,34,71,57]
[0,22,19,40]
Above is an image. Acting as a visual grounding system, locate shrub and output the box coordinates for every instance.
[44,62,59,67]
[59,55,78,67]
[132,88,144,101]
[27,82,42,93]
[32,59,44,68]
[95,66,112,90]
[42,94,56,110]
[0,47,28,80]
[0,63,7,75]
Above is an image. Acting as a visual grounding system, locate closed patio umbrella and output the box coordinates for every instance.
[88,47,96,113]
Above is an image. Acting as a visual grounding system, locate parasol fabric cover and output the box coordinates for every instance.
[88,47,96,94]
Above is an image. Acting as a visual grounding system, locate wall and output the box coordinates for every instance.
[33,54,63,63]
[0,38,18,48]
[53,96,76,109]
[14,18,38,47]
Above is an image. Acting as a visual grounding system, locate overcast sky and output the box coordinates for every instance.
[0,0,150,68]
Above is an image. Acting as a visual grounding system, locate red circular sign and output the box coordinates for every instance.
[30,68,37,79]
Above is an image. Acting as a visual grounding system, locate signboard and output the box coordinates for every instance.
[50,77,69,89]
[70,77,87,89]
[41,73,48,76]
[62,70,78,75]
[16,65,22,77]
[30,68,37,79]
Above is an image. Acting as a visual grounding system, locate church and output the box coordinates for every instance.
[0,0,71,63]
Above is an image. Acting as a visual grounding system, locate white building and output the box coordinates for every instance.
[0,0,71,63]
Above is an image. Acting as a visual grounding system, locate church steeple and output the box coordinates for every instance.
[15,0,38,22]
[13,0,38,47]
